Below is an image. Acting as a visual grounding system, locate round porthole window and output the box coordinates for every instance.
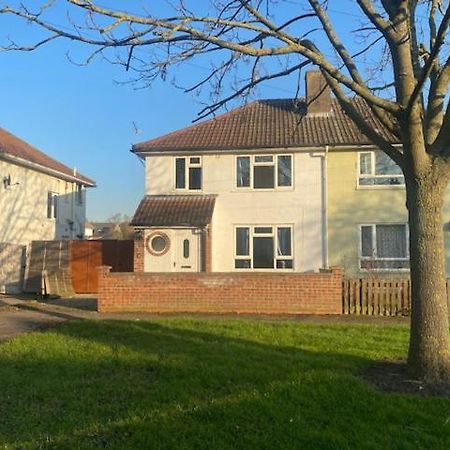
[146,232,170,256]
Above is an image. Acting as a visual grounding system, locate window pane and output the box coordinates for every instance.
[235,259,251,269]
[361,226,373,257]
[253,236,274,268]
[359,176,404,186]
[254,166,275,188]
[375,151,402,175]
[277,227,292,256]
[183,239,190,258]
[359,153,372,175]
[237,157,250,187]
[53,195,58,219]
[189,167,202,190]
[190,157,200,164]
[175,158,186,189]
[276,260,293,269]
[236,228,249,256]
[255,155,273,163]
[47,192,52,219]
[254,227,272,234]
[277,155,292,186]
[376,225,407,258]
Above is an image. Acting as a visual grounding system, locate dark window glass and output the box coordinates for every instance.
[277,155,292,187]
[255,155,273,163]
[361,226,373,257]
[236,228,249,256]
[190,157,200,164]
[237,157,250,187]
[176,158,186,189]
[254,227,273,234]
[151,236,167,253]
[189,167,202,190]
[235,259,251,269]
[253,236,274,268]
[47,192,52,219]
[276,260,293,269]
[53,195,58,219]
[183,239,190,258]
[254,166,274,189]
[277,227,291,256]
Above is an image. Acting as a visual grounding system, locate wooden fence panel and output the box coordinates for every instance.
[343,278,416,316]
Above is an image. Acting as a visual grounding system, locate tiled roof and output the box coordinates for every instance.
[131,195,216,227]
[132,97,397,153]
[0,127,95,186]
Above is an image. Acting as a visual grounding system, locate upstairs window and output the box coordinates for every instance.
[360,224,409,270]
[358,150,404,186]
[236,155,292,189]
[235,225,293,269]
[47,192,58,219]
[175,156,202,190]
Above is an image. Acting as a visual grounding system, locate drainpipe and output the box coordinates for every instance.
[322,146,329,268]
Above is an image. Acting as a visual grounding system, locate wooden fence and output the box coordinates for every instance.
[343,278,450,316]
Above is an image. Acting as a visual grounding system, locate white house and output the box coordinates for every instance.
[0,127,95,292]
[131,71,396,274]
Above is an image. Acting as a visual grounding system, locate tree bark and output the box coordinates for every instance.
[406,165,450,381]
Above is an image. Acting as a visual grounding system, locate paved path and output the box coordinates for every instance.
[0,295,410,343]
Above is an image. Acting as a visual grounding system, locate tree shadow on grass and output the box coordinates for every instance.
[0,320,448,449]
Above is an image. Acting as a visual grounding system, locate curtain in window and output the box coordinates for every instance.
[376,225,406,258]
[277,227,291,256]
[237,157,250,187]
[277,156,292,186]
[359,153,372,174]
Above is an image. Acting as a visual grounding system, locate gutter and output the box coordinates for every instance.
[323,145,329,269]
[0,151,96,187]
[131,143,402,158]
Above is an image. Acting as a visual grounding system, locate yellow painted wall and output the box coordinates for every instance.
[327,149,450,276]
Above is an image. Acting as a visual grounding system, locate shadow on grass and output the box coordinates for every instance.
[0,320,448,449]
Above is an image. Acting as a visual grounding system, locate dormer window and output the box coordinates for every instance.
[175,156,202,190]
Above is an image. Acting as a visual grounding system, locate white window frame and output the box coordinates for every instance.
[235,154,293,190]
[358,223,410,271]
[357,150,404,188]
[234,224,294,270]
[47,192,59,220]
[174,155,202,191]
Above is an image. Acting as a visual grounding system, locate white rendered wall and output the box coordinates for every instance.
[145,151,324,273]
[0,159,87,246]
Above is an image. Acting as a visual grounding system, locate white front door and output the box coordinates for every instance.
[174,229,199,272]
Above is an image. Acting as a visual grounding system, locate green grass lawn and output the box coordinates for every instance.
[0,318,449,449]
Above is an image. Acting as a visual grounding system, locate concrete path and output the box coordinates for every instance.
[0,294,410,343]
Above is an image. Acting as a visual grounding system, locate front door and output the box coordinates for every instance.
[175,229,199,272]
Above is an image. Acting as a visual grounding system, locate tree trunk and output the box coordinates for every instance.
[406,170,450,381]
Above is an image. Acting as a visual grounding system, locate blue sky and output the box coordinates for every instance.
[0,1,374,221]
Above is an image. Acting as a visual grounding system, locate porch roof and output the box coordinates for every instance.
[131,195,216,227]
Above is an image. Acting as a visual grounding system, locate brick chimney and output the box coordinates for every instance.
[306,70,332,116]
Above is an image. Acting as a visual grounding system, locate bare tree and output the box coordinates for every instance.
[2,0,450,382]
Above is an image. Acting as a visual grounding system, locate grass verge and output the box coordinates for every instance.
[0,318,449,449]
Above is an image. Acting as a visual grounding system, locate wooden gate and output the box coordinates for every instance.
[70,240,133,293]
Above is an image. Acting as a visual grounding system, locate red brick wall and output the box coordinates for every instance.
[97,266,343,314]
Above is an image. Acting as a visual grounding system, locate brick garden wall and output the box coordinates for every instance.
[97,266,343,314]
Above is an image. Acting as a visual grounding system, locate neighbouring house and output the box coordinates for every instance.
[130,70,450,277]
[85,222,135,240]
[0,127,95,293]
